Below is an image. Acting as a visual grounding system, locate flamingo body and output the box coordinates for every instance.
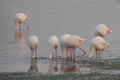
[64,35,87,59]
[14,13,29,30]
[48,36,59,59]
[64,35,87,48]
[28,35,39,58]
[89,36,109,59]
[60,34,71,58]
[95,24,112,37]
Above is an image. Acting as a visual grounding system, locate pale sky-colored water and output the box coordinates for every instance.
[0,0,120,73]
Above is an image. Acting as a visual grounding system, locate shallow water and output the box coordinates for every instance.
[0,0,120,79]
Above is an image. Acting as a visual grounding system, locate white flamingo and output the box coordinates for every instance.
[95,24,112,38]
[28,35,39,59]
[63,35,87,59]
[89,36,109,59]
[14,13,29,30]
[60,34,71,58]
[48,36,59,59]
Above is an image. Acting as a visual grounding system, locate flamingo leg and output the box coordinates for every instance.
[96,50,98,59]
[77,46,86,59]
[70,49,72,58]
[35,48,37,58]
[65,48,70,58]
[99,50,100,60]
[19,24,21,31]
[25,22,29,30]
[55,49,57,59]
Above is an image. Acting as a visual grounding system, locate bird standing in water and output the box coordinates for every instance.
[95,24,112,38]
[63,35,87,59]
[28,35,39,59]
[14,13,29,30]
[60,34,71,58]
[89,36,109,59]
[48,36,59,59]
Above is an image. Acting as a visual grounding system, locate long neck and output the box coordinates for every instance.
[15,21,19,30]
[89,47,95,59]
[32,48,36,58]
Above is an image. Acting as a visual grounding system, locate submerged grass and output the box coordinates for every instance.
[0,72,120,80]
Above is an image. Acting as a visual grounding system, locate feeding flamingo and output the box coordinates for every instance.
[95,24,112,38]
[60,34,71,58]
[89,36,109,59]
[14,13,29,30]
[28,35,39,59]
[63,35,87,59]
[48,36,59,59]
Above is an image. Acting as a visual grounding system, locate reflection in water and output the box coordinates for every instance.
[48,59,59,75]
[60,59,82,74]
[28,58,39,73]
[15,30,29,48]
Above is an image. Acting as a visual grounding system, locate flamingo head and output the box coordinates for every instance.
[26,17,29,21]
[107,29,112,33]
[105,42,110,46]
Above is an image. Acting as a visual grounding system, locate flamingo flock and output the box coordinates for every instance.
[14,13,112,60]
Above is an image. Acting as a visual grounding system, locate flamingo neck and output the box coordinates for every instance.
[89,47,94,59]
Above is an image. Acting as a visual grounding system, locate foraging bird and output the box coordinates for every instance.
[89,36,109,59]
[14,13,29,30]
[95,24,112,38]
[28,35,39,59]
[48,36,59,59]
[63,35,87,59]
[60,34,71,58]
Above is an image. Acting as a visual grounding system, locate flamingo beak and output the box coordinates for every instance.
[108,29,112,33]
[26,17,29,21]
[106,42,110,46]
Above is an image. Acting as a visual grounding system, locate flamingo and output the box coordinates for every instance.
[14,13,29,30]
[95,24,112,38]
[28,35,39,59]
[48,36,59,59]
[63,35,87,59]
[60,34,71,58]
[89,36,109,59]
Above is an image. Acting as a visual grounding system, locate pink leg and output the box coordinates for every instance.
[19,24,21,31]
[35,48,37,58]
[55,49,57,59]
[77,46,86,59]
[99,50,100,60]
[70,49,72,58]
[96,50,98,59]
[25,22,29,30]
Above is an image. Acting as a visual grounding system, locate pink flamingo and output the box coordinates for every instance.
[48,36,59,59]
[89,36,109,59]
[63,35,87,59]
[95,24,112,38]
[60,34,71,58]
[14,13,29,30]
[28,35,39,59]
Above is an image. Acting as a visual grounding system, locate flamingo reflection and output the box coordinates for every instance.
[15,30,29,48]
[48,59,59,75]
[28,58,39,73]
[60,59,82,74]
